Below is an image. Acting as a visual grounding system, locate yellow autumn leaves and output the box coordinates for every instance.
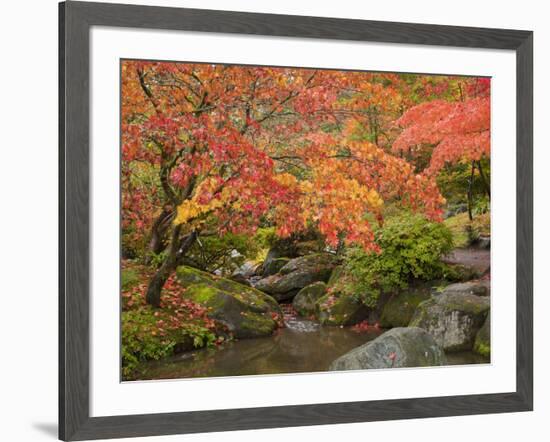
[174,185,232,226]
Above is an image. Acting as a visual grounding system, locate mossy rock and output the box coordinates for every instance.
[442,281,489,297]
[176,265,217,287]
[176,265,282,339]
[379,286,432,328]
[278,253,337,276]
[330,327,447,370]
[177,265,281,314]
[409,292,490,352]
[444,264,481,282]
[316,293,369,326]
[474,314,491,357]
[185,283,279,339]
[262,257,291,277]
[254,254,338,301]
[213,277,280,313]
[239,311,279,336]
[261,239,298,276]
[293,282,327,317]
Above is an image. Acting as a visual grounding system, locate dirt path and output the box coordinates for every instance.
[443,248,490,275]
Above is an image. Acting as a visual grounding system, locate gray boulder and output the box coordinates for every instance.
[330,327,447,371]
[441,281,489,297]
[262,257,290,277]
[293,282,327,316]
[409,292,490,352]
[279,253,337,276]
[261,239,298,277]
[255,253,337,301]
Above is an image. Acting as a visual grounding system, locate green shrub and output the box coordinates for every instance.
[253,227,278,250]
[335,214,453,307]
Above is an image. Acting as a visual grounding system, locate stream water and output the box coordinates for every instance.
[133,316,488,381]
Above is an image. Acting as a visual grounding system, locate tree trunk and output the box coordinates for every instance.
[145,207,173,264]
[145,227,197,307]
[467,161,475,221]
[476,160,491,199]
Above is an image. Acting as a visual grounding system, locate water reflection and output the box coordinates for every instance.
[134,318,489,381]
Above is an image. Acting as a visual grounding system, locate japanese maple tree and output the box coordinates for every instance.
[392,78,491,218]
[122,61,446,307]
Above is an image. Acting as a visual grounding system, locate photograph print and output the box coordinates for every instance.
[120,60,491,381]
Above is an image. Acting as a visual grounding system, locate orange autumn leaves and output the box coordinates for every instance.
[393,91,490,175]
[268,136,445,252]
[121,61,489,253]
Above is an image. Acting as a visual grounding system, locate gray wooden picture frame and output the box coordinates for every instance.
[59,1,533,440]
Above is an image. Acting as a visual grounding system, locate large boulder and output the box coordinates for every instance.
[409,292,490,352]
[262,257,290,277]
[329,327,447,371]
[176,266,282,339]
[261,233,324,277]
[176,265,215,287]
[474,314,491,357]
[293,282,327,317]
[316,293,369,326]
[261,238,299,277]
[441,281,489,297]
[254,253,338,301]
[379,285,433,328]
[279,253,337,276]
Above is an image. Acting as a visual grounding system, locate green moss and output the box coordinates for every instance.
[121,306,217,380]
[474,341,490,357]
[216,278,281,316]
[474,315,490,357]
[443,298,489,315]
[239,311,277,336]
[185,284,227,310]
[444,212,472,248]
[177,265,281,315]
[293,282,327,316]
[380,286,431,328]
[316,293,369,326]
[413,293,489,318]
[444,212,491,248]
[176,266,217,287]
[444,264,480,282]
[121,268,140,290]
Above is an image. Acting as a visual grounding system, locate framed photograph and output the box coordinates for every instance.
[59,1,533,440]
